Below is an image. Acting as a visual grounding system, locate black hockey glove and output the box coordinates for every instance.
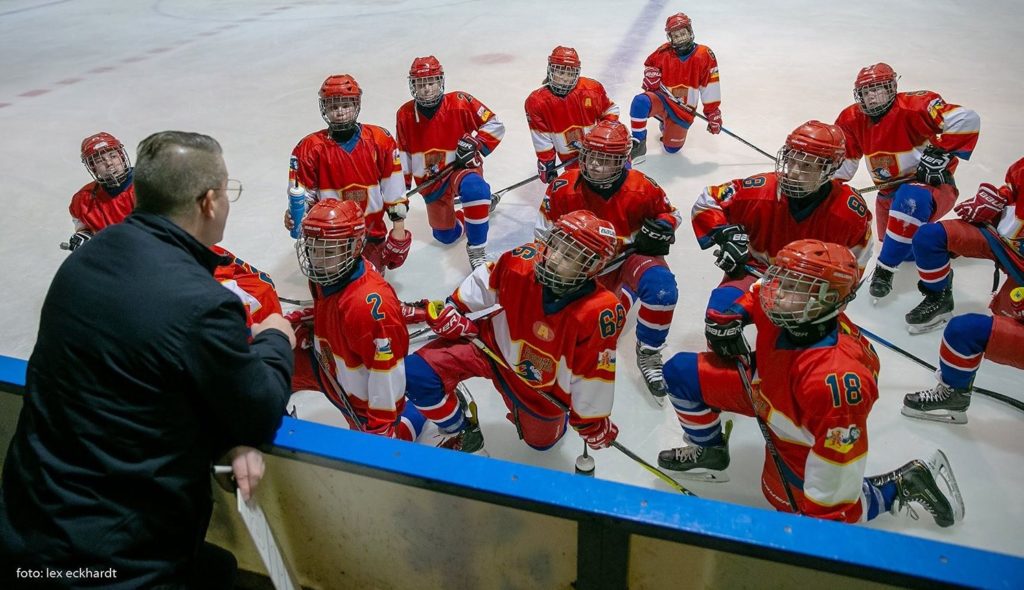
[634,218,675,256]
[67,231,93,251]
[537,158,557,184]
[454,134,483,169]
[710,224,750,276]
[704,309,751,360]
[916,145,952,187]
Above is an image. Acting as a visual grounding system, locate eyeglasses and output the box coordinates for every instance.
[223,178,243,202]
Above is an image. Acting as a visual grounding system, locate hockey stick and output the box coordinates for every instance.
[852,178,908,196]
[658,84,775,162]
[406,161,458,199]
[856,326,1024,413]
[279,296,312,306]
[311,348,366,432]
[735,358,802,513]
[457,156,581,211]
[468,336,696,496]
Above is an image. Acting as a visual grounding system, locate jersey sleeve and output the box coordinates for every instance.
[525,94,556,162]
[914,92,980,160]
[644,176,682,229]
[68,187,90,232]
[352,297,409,430]
[595,82,620,121]
[692,179,740,248]
[838,185,875,270]
[375,128,407,209]
[290,137,321,203]
[796,361,876,523]
[996,157,1024,241]
[395,108,413,189]
[467,94,505,155]
[833,109,864,182]
[450,258,500,313]
[567,297,624,427]
[699,47,722,115]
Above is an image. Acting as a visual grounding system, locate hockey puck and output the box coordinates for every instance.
[574,454,595,476]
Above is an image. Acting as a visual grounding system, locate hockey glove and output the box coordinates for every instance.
[401,300,429,324]
[955,183,1008,225]
[576,417,619,450]
[634,218,675,256]
[67,231,92,251]
[641,66,663,92]
[706,109,723,135]
[704,309,751,360]
[454,133,484,169]
[425,300,478,340]
[916,146,952,187]
[710,224,750,276]
[380,229,412,270]
[537,158,557,184]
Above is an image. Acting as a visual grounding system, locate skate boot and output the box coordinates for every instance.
[630,136,647,162]
[867,449,964,528]
[488,192,501,213]
[437,384,485,454]
[905,281,954,334]
[467,243,488,270]
[902,382,972,424]
[635,342,669,403]
[869,266,895,301]
[657,420,733,483]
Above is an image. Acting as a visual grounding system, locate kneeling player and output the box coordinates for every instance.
[659,239,964,526]
[408,210,625,452]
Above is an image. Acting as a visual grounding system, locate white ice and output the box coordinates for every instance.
[1,0,1021,557]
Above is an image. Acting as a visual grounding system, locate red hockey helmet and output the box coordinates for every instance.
[776,120,847,199]
[854,63,897,117]
[296,199,367,284]
[760,239,860,329]
[408,56,445,107]
[665,12,694,52]
[547,46,581,96]
[80,132,131,187]
[319,74,362,132]
[536,210,618,293]
[579,120,631,187]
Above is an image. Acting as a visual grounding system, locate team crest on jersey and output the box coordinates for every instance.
[867,153,898,181]
[563,126,584,147]
[315,339,338,379]
[824,424,862,454]
[515,342,556,385]
[424,150,446,171]
[342,185,370,204]
[596,349,615,372]
[532,321,555,342]
[927,97,947,121]
[373,337,394,362]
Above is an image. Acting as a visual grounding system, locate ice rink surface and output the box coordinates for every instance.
[1,0,1021,557]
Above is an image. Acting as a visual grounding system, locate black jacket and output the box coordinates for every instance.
[0,212,293,587]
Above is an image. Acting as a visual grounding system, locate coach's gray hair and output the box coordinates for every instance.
[134,131,226,217]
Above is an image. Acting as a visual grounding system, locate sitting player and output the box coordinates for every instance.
[525,46,619,184]
[538,120,682,401]
[660,239,964,527]
[397,56,505,269]
[407,210,625,452]
[212,245,283,329]
[629,12,722,158]
[66,132,136,251]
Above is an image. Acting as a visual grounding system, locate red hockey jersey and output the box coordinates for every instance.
[692,173,873,270]
[211,245,282,328]
[834,91,979,189]
[68,182,136,234]
[450,245,625,424]
[525,77,619,165]
[643,43,721,116]
[289,124,405,240]
[994,156,1024,244]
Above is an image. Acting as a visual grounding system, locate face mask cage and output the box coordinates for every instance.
[296,235,364,285]
[579,146,627,187]
[667,27,694,52]
[409,75,445,107]
[535,228,603,293]
[775,146,838,199]
[759,265,842,329]
[547,63,580,95]
[84,147,131,186]
[854,79,896,117]
[320,96,361,132]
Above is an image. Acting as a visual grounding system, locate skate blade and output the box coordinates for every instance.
[929,449,965,522]
[906,315,951,335]
[633,155,647,166]
[650,393,666,407]
[901,406,968,425]
[668,469,730,483]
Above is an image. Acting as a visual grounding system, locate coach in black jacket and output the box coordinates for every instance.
[0,131,295,588]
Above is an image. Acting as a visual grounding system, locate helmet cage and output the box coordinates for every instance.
[296,235,365,286]
[409,74,445,108]
[854,79,897,117]
[775,145,840,199]
[535,227,606,293]
[320,95,361,132]
[579,145,628,186]
[83,145,131,186]
[759,265,843,329]
[547,62,580,95]
[667,26,694,52]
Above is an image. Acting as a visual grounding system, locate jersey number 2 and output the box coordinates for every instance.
[366,293,385,320]
[825,372,862,407]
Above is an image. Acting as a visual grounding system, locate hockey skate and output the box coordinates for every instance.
[635,341,669,404]
[467,243,488,270]
[657,420,733,483]
[902,382,972,424]
[630,137,647,164]
[905,282,953,334]
[488,192,501,213]
[868,266,894,302]
[867,449,964,527]
[435,383,486,454]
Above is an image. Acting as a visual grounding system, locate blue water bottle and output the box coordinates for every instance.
[288,185,306,239]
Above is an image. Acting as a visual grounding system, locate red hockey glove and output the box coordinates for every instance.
[955,183,1008,225]
[455,133,484,169]
[705,308,750,360]
[283,307,315,350]
[425,300,478,340]
[537,158,557,184]
[576,417,619,450]
[380,229,412,270]
[706,109,723,135]
[642,66,663,92]
[401,300,429,324]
